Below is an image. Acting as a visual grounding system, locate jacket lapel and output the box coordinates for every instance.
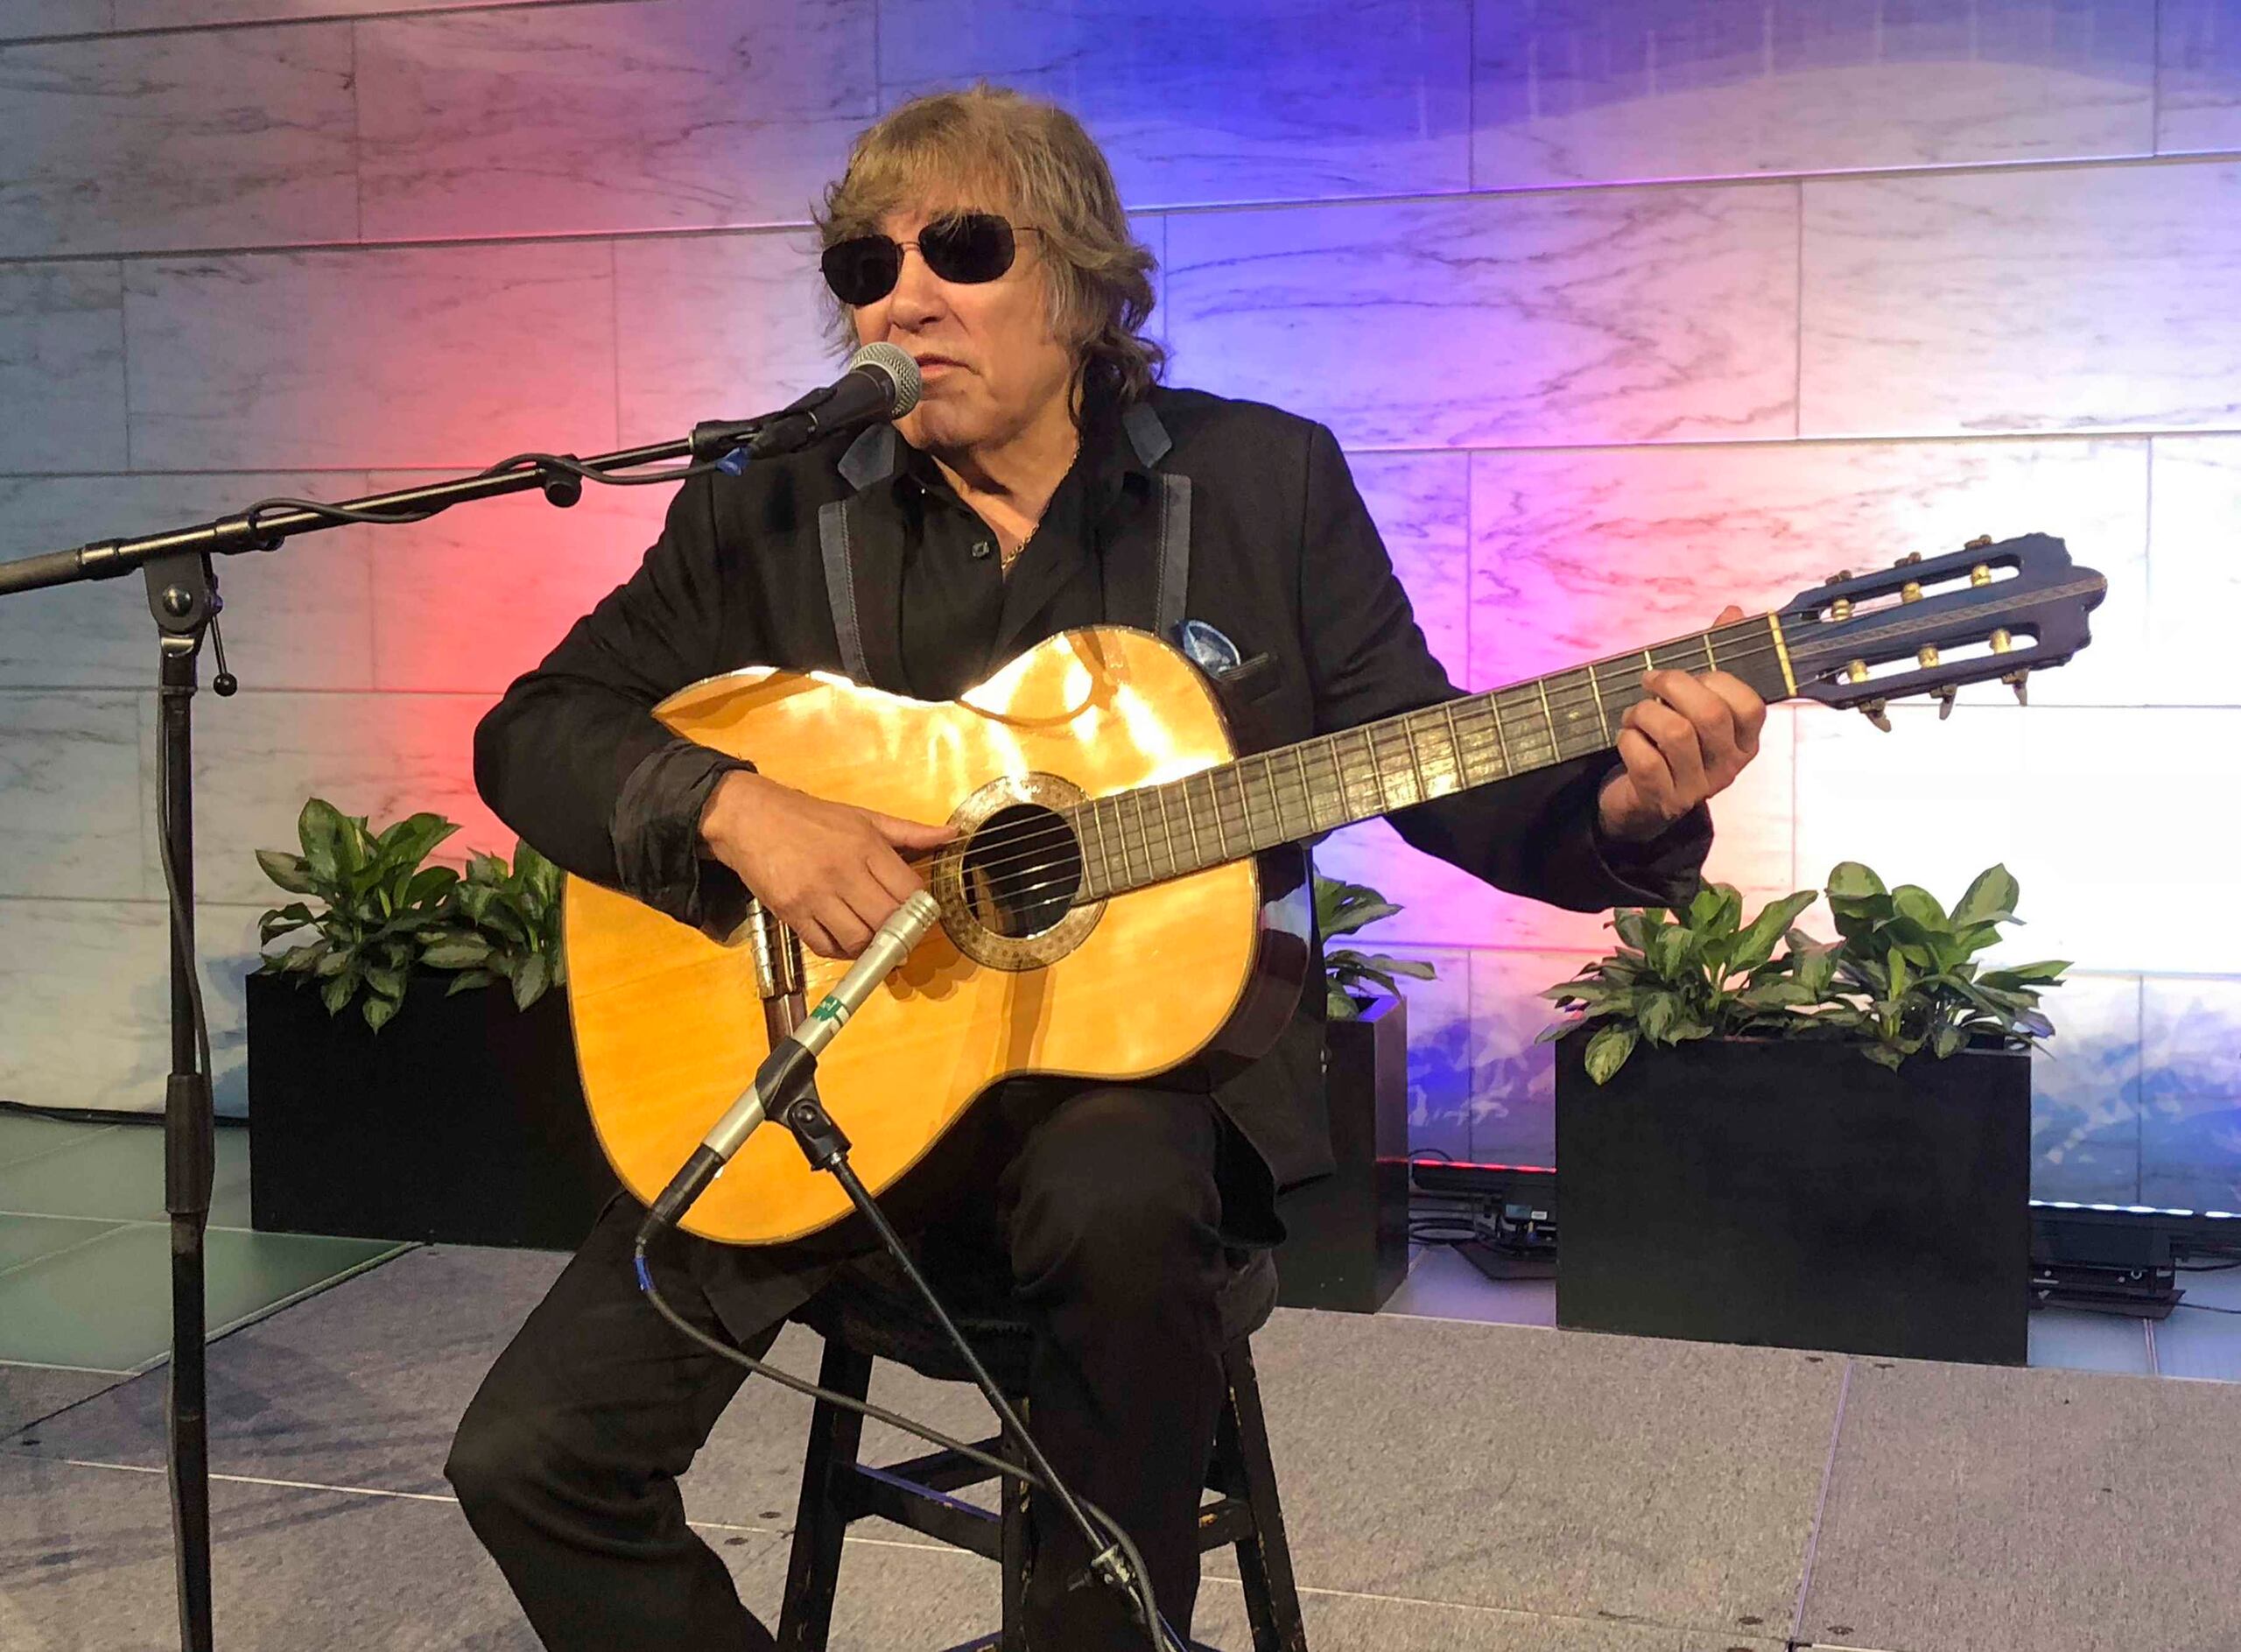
[1096,397,1186,643]
[818,426,910,692]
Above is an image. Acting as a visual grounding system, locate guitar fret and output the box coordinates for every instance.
[1180,776,1205,869]
[1414,709,1455,798]
[1400,717,1430,803]
[1084,798,1106,895]
[1123,794,1149,886]
[1104,795,1128,889]
[1254,753,1281,844]
[1498,690,1548,767]
[1437,702,1472,788]
[1152,784,1179,877]
[1484,694,1511,777]
[1290,746,1317,834]
[1585,664,1610,743]
[1534,677,1565,762]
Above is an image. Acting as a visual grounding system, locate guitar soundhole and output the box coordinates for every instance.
[959,803,1082,939]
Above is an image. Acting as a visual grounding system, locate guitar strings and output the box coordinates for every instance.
[889,630,1818,904]
[889,626,1816,897]
[882,609,2015,907]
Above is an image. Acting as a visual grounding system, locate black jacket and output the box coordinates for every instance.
[475,385,1710,1226]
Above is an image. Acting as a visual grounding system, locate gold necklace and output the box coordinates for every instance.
[998,435,1081,576]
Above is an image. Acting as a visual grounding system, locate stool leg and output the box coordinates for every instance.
[778,1338,875,1652]
[1222,1343,1307,1652]
[1000,1398,1030,1652]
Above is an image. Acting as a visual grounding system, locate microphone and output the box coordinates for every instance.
[641,889,942,1234]
[692,342,923,468]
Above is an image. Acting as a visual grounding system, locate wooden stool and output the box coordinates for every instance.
[776,1249,1307,1651]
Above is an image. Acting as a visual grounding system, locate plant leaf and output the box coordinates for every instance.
[1892,884,1949,931]
[1826,861,1887,902]
[1612,910,1657,953]
[362,991,399,1034]
[1731,890,1819,974]
[256,849,321,896]
[1584,1022,1638,1085]
[513,949,550,1009]
[1951,863,2020,931]
[1350,953,1437,981]
[420,937,492,968]
[296,798,350,886]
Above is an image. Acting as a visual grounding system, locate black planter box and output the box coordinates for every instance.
[1555,1030,2031,1365]
[248,971,615,1250]
[1274,993,1409,1314]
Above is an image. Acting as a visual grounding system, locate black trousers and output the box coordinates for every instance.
[445,1083,1234,1650]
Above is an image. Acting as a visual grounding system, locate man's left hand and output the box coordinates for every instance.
[1597,604,1767,843]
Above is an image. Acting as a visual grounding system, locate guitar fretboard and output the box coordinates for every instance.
[1071,616,1792,903]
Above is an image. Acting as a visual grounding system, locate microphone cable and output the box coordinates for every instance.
[629,1228,1190,1652]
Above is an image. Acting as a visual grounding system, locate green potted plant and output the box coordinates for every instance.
[1273,873,1439,1315]
[1537,863,2063,1365]
[246,798,613,1250]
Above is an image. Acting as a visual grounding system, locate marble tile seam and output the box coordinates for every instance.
[0,1220,128,1283]
[0,1355,134,1375]
[0,0,655,51]
[2,144,2238,271]
[0,685,505,699]
[1788,1355,1854,1646]
[6,425,2235,484]
[0,1445,1837,1642]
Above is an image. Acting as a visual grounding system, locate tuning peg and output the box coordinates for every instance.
[1823,569,1853,586]
[1964,534,1993,551]
[1933,685,1957,721]
[2003,670,2029,706]
[1895,551,1923,567]
[1860,699,1892,732]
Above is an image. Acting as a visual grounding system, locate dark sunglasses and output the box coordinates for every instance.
[821,212,1040,306]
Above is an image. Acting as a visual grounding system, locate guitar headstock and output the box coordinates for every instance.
[1775,533,2106,728]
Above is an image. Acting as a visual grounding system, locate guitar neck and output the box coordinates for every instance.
[1074,614,1795,903]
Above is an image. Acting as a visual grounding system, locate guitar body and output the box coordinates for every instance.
[565,626,1302,1247]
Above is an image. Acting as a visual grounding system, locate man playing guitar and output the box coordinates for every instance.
[446,84,1766,1651]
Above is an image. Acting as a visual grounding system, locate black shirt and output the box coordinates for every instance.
[894,397,1123,701]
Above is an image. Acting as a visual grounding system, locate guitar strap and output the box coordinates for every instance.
[816,408,1191,687]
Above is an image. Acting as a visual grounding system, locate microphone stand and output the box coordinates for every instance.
[638,1060,1184,1652]
[0,414,802,1652]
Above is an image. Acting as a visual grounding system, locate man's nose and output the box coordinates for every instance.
[886,246,945,327]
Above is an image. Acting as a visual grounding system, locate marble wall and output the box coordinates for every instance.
[1,0,2237,1213]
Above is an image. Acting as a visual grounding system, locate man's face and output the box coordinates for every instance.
[850,203,1077,454]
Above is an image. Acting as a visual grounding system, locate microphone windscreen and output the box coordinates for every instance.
[847,341,922,419]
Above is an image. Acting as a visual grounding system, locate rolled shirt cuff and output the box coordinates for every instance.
[610,736,755,938]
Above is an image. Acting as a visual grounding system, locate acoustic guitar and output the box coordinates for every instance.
[565,533,2105,1245]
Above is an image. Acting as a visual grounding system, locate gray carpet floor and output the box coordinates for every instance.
[5,1242,2240,1651]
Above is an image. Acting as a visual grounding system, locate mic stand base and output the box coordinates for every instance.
[762,1086,1174,1648]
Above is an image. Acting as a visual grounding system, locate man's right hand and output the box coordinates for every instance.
[699,770,955,960]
